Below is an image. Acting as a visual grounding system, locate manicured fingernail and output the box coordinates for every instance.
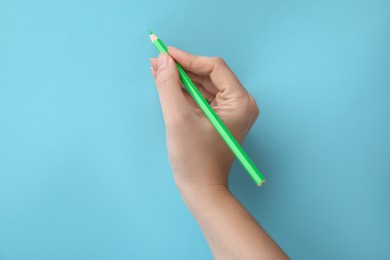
[150,66,156,78]
[158,53,168,69]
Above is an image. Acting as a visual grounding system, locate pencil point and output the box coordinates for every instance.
[147,29,153,35]
[149,32,158,43]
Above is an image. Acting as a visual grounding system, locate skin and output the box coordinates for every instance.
[150,47,289,260]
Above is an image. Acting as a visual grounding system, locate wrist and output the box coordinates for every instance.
[171,159,233,191]
[178,184,233,218]
[173,168,230,195]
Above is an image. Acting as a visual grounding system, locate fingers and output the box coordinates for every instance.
[184,71,219,95]
[151,57,216,100]
[152,53,189,123]
[150,58,158,78]
[150,58,158,70]
[167,47,247,94]
[150,66,157,78]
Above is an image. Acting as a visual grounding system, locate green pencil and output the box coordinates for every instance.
[149,30,265,186]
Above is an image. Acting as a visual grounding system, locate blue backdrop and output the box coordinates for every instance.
[1,0,389,259]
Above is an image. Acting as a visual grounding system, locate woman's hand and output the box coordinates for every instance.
[150,47,259,191]
[150,48,288,259]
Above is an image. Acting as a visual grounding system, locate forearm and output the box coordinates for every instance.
[177,179,288,259]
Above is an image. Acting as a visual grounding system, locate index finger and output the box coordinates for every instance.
[168,47,247,94]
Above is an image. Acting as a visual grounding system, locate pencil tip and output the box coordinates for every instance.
[149,30,158,43]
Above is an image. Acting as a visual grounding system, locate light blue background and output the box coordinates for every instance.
[1,0,389,259]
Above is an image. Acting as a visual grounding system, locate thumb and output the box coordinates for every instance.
[155,52,188,123]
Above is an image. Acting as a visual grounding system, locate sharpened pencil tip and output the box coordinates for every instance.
[147,29,153,35]
[149,31,158,43]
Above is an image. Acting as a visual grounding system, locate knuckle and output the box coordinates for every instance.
[254,105,260,119]
[248,95,260,118]
[213,56,226,65]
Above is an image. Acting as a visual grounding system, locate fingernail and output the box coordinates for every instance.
[150,66,156,78]
[158,53,169,70]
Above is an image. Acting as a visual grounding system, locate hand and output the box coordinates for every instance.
[150,47,259,191]
[150,48,288,259]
